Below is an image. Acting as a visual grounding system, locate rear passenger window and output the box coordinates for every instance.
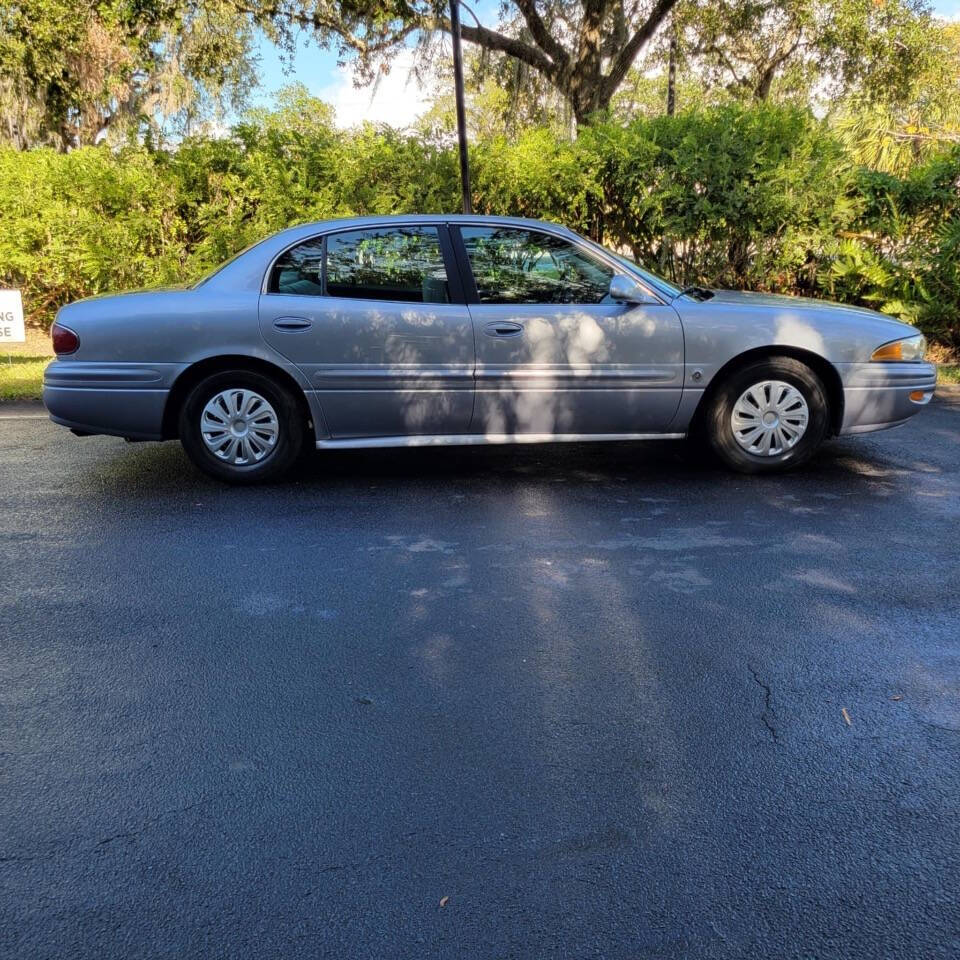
[267,227,451,303]
[325,226,450,303]
[269,238,324,296]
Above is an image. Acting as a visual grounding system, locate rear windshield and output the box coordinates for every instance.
[191,238,271,289]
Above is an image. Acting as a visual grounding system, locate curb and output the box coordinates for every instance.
[0,400,47,419]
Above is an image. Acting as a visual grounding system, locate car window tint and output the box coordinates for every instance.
[325,226,450,303]
[461,227,613,305]
[269,238,325,296]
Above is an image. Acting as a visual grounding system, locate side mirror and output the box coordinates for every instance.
[609,274,655,304]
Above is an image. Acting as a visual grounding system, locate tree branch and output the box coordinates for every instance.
[755,32,803,99]
[512,0,569,68]
[602,0,679,100]
[457,20,557,78]
[697,42,750,90]
[252,1,559,82]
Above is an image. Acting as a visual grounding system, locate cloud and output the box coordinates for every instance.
[318,50,433,129]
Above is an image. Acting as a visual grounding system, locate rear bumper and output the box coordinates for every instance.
[837,362,937,435]
[44,386,168,439]
[42,361,178,439]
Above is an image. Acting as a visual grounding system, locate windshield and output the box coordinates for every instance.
[603,248,682,299]
[579,237,681,298]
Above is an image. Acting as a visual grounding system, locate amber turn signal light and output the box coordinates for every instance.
[870,334,926,362]
[870,341,904,361]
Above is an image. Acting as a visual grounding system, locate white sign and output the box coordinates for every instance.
[0,290,25,343]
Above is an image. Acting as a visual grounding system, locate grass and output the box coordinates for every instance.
[939,364,960,384]
[2,329,52,401]
[0,356,50,401]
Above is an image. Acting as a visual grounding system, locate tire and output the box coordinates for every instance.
[705,357,830,474]
[178,369,305,484]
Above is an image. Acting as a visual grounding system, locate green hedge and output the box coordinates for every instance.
[0,148,186,324]
[1,102,957,347]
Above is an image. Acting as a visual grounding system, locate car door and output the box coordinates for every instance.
[259,223,475,439]
[453,224,684,436]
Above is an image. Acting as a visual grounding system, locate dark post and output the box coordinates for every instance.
[450,0,472,214]
[666,33,677,116]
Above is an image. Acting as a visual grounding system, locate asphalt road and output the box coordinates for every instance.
[2,397,959,960]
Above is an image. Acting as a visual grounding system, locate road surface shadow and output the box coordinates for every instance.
[88,432,917,502]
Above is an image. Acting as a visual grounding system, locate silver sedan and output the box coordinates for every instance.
[43,215,937,483]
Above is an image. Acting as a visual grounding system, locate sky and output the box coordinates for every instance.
[249,0,960,129]
[250,38,434,128]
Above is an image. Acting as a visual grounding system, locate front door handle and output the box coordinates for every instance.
[273,316,312,331]
[484,321,523,338]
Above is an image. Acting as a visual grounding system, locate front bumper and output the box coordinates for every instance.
[42,361,179,440]
[837,361,937,435]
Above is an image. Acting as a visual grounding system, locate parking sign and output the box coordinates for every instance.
[0,290,25,342]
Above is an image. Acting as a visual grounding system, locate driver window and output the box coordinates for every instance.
[460,227,614,305]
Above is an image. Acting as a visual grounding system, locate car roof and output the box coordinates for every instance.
[272,213,574,240]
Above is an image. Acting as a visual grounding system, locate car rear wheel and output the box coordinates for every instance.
[178,370,304,483]
[705,357,830,474]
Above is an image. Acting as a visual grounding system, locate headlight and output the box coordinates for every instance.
[870,334,927,362]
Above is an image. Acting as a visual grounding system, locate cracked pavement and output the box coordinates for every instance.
[2,395,959,959]
[748,664,780,744]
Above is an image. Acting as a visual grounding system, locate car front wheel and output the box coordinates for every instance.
[705,357,830,474]
[178,370,305,483]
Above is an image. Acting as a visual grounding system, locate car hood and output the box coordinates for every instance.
[703,289,908,331]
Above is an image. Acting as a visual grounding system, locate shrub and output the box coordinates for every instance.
[0,147,186,323]
[583,105,855,293]
[0,100,956,348]
[821,148,960,346]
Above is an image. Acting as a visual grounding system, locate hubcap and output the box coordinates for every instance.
[731,380,809,457]
[200,389,279,465]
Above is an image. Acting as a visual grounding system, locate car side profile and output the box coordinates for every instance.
[43,215,936,483]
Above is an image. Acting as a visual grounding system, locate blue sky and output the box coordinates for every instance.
[249,0,960,127]
[249,32,434,127]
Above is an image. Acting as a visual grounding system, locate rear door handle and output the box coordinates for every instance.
[273,316,312,331]
[484,321,523,338]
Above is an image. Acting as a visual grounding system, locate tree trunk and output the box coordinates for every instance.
[755,65,775,101]
[455,0,681,126]
[667,34,677,115]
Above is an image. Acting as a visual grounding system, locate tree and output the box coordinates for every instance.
[416,46,574,141]
[831,20,960,175]
[249,0,682,124]
[674,0,937,105]
[0,0,256,150]
[608,54,733,118]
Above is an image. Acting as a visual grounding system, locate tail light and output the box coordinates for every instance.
[52,322,79,355]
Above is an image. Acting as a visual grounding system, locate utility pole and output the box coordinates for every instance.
[450,0,472,214]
